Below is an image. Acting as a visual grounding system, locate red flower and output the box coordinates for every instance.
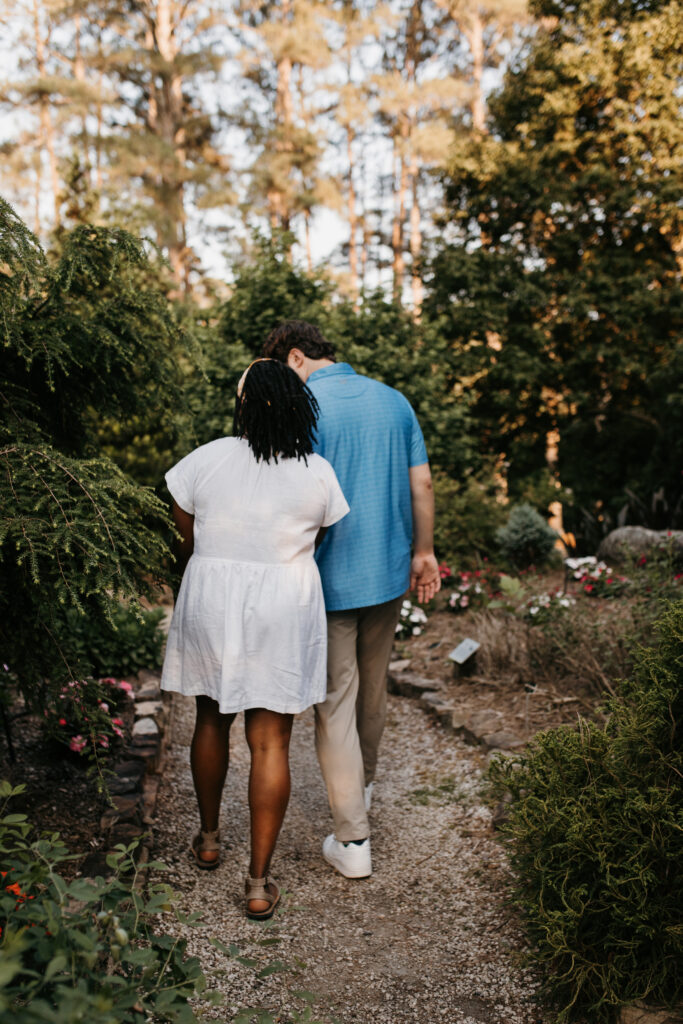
[58,718,67,726]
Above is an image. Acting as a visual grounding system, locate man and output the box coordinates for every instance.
[262,320,440,878]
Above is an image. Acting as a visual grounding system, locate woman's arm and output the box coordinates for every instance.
[171,501,194,595]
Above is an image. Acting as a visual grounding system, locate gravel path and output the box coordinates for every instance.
[153,693,546,1024]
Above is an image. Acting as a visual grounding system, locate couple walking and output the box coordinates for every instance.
[161,320,440,919]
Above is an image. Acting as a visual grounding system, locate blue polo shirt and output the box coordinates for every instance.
[308,363,428,612]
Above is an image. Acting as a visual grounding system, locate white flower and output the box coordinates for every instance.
[529,606,539,615]
[412,626,422,635]
[402,600,412,611]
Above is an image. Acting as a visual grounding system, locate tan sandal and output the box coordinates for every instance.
[245,875,280,920]
[190,829,221,870]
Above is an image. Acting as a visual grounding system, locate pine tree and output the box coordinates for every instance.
[0,197,183,709]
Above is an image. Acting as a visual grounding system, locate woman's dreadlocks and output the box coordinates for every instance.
[233,359,319,464]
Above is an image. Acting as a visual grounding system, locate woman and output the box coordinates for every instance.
[161,359,348,919]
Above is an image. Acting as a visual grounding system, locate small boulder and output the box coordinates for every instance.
[598,527,683,566]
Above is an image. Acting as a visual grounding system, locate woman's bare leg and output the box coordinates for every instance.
[244,708,294,912]
[190,695,235,863]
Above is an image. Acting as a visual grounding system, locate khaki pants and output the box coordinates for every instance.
[315,595,403,842]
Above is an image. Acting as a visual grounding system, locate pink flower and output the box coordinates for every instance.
[584,584,594,593]
[112,717,124,726]
[99,702,109,712]
[117,680,133,692]
[97,736,109,748]
[461,595,469,607]
[69,735,87,754]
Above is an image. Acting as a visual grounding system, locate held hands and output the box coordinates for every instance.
[410,552,441,605]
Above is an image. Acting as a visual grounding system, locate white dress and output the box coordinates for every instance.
[161,437,349,714]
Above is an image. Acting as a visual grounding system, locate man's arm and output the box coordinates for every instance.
[409,463,441,605]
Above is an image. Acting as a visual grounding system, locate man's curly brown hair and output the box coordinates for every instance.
[262,320,337,363]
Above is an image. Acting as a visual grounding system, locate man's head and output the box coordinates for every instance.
[262,320,336,382]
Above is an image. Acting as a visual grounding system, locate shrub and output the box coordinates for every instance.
[488,602,683,1022]
[495,503,558,568]
[433,469,508,567]
[62,605,166,679]
[0,200,172,720]
[0,781,219,1022]
[44,677,133,757]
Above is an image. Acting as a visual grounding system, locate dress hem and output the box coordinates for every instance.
[160,682,324,716]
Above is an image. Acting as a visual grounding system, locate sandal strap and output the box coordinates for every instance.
[196,829,220,852]
[245,875,276,905]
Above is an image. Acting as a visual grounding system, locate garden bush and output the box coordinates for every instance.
[488,601,683,1023]
[0,199,172,726]
[495,503,558,568]
[432,469,508,567]
[62,605,166,679]
[0,781,219,1022]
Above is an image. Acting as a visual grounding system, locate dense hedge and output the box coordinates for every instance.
[489,601,683,1022]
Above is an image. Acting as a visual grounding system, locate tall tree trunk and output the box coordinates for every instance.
[347,125,358,305]
[151,0,189,292]
[392,142,407,303]
[304,208,312,272]
[468,10,486,133]
[33,163,41,235]
[360,213,369,295]
[409,162,422,317]
[271,0,293,234]
[33,0,60,228]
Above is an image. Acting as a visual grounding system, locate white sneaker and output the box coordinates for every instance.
[322,834,372,878]
[364,782,374,813]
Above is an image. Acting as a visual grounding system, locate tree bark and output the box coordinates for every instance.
[33,0,60,229]
[468,9,486,133]
[392,138,407,303]
[409,162,422,317]
[347,125,358,305]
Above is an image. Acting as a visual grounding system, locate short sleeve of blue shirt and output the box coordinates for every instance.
[308,364,429,612]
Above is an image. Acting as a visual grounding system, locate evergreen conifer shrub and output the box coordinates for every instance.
[488,602,683,1022]
[495,503,558,567]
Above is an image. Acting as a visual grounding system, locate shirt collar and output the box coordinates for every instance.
[308,362,356,382]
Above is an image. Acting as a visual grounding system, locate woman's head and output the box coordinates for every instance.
[233,358,319,463]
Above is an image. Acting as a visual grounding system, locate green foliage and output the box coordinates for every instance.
[198,237,475,477]
[433,469,508,565]
[428,0,683,545]
[0,198,172,714]
[488,602,683,1022]
[495,504,558,568]
[0,781,219,1022]
[61,605,166,679]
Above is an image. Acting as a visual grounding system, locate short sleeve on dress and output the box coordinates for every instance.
[166,451,197,515]
[319,459,350,528]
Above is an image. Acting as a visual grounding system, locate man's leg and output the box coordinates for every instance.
[315,609,369,843]
[356,596,404,786]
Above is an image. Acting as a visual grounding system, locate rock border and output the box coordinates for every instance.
[387,667,524,754]
[81,669,170,877]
